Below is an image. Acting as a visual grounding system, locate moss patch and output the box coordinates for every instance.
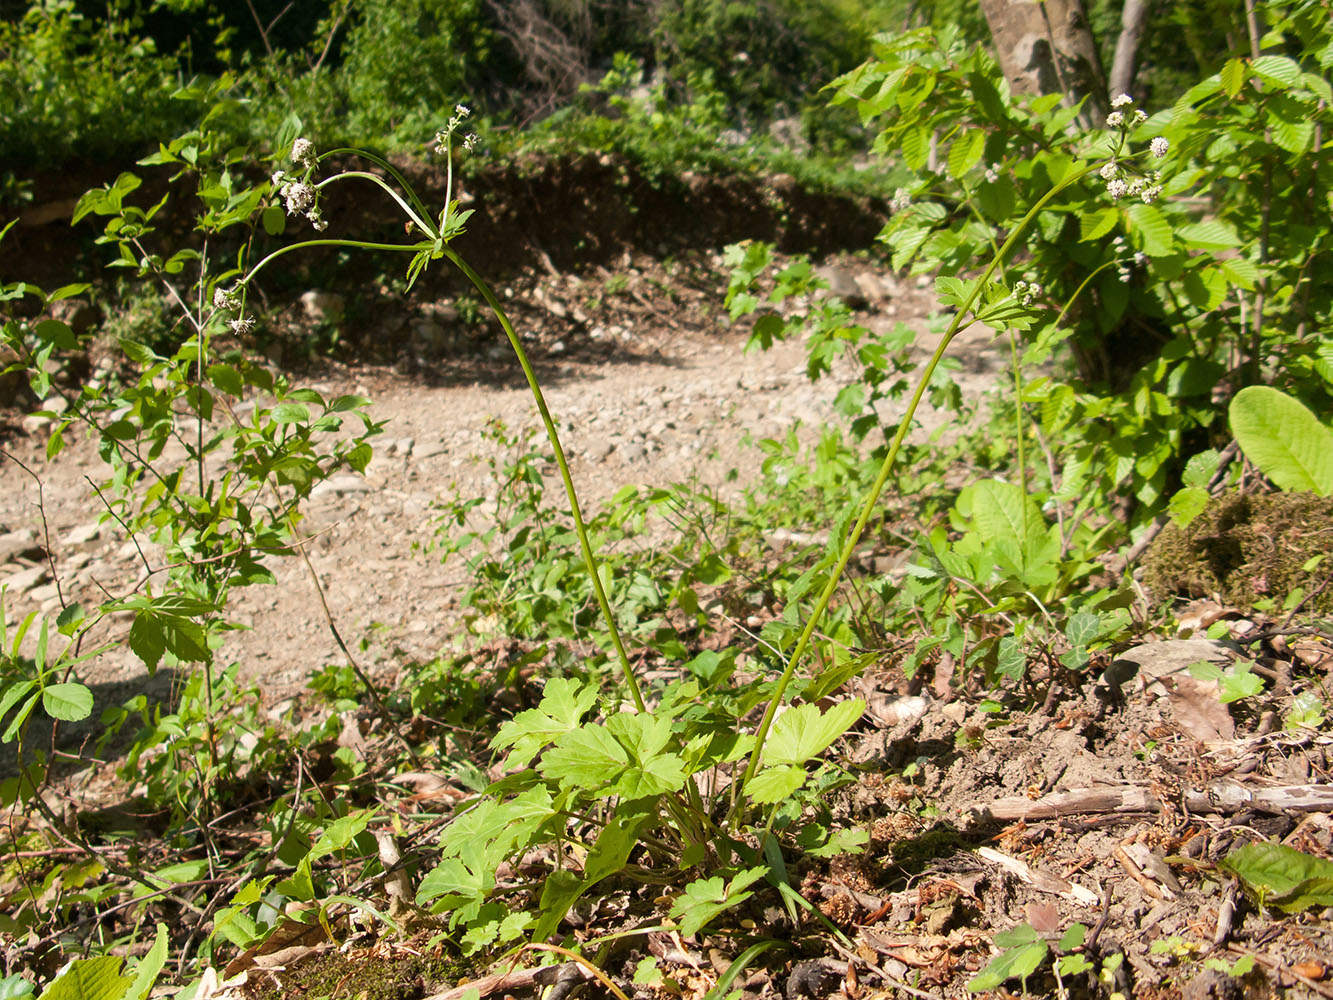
[1142,491,1333,612]
[243,946,473,1000]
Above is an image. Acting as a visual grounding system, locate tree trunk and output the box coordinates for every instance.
[1107,0,1153,99]
[978,0,1108,125]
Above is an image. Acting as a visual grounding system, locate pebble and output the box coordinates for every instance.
[310,474,372,499]
[2,564,49,594]
[0,528,40,564]
[60,521,103,546]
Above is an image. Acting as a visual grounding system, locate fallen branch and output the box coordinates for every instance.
[971,782,1333,822]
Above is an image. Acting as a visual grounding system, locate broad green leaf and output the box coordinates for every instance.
[1079,207,1118,242]
[271,402,310,425]
[761,699,864,767]
[745,764,807,804]
[1218,660,1264,703]
[530,869,584,943]
[0,975,34,1000]
[1167,486,1210,527]
[43,957,132,1000]
[669,868,766,937]
[1221,842,1333,912]
[42,683,93,722]
[541,724,628,792]
[1126,202,1173,257]
[1064,612,1099,648]
[1229,386,1333,495]
[968,938,1048,992]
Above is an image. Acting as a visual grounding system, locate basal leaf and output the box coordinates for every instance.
[541,724,628,793]
[491,677,598,767]
[669,867,767,937]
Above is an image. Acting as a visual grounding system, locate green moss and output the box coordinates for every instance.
[1142,491,1333,613]
[243,948,474,1000]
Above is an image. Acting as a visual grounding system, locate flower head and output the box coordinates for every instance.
[1107,177,1128,200]
[1150,137,1170,158]
[282,181,315,216]
[1111,94,1134,109]
[213,286,240,311]
[1106,110,1125,129]
[291,137,317,170]
[229,316,255,336]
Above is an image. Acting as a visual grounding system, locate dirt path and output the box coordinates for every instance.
[0,258,1005,707]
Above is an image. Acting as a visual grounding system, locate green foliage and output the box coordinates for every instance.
[1221,841,1333,913]
[1229,385,1333,495]
[0,1,191,169]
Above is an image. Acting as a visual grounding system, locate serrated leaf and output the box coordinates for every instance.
[1126,202,1174,257]
[1080,207,1119,242]
[1251,55,1301,89]
[44,957,132,1000]
[1176,221,1239,250]
[761,699,864,767]
[541,724,628,792]
[42,683,93,722]
[947,129,985,180]
[669,867,767,937]
[1221,57,1247,97]
[491,677,598,767]
[1230,386,1333,495]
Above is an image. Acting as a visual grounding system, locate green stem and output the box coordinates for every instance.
[441,247,646,714]
[734,158,1099,798]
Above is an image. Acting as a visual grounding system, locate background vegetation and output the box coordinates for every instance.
[2,1,1332,998]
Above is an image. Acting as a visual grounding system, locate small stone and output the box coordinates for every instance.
[61,521,103,546]
[300,290,346,324]
[2,564,49,594]
[310,474,372,499]
[0,529,40,564]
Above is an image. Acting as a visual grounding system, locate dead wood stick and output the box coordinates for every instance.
[423,962,589,1000]
[972,782,1333,821]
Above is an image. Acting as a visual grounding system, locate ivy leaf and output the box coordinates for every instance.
[669,867,767,937]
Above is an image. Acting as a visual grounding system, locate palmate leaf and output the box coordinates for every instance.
[669,867,767,937]
[761,699,865,767]
[491,677,598,768]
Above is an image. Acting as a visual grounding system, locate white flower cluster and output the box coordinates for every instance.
[213,286,255,336]
[984,163,1001,184]
[270,138,328,231]
[435,104,479,156]
[1106,93,1148,129]
[1098,96,1170,206]
[1013,279,1042,306]
[1110,234,1149,282]
[890,187,911,213]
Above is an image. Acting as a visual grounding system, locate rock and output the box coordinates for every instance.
[2,563,49,594]
[814,264,866,308]
[300,290,345,324]
[0,528,41,564]
[310,474,372,499]
[60,521,103,546]
[49,298,103,336]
